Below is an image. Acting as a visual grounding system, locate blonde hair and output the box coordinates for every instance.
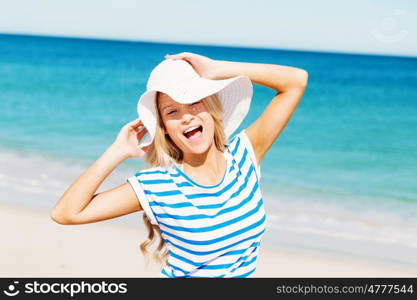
[139,92,228,266]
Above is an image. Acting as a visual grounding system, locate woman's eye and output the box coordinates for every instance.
[167,110,176,115]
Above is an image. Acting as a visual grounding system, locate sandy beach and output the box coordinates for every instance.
[1,202,415,278]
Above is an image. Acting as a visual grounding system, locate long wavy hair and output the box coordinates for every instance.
[139,91,228,266]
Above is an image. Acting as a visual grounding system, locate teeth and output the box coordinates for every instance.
[184,126,200,134]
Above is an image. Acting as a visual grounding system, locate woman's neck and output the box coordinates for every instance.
[181,143,226,181]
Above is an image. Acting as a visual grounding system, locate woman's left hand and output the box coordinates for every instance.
[164,52,220,80]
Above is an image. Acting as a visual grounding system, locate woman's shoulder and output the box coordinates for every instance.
[132,165,171,178]
[227,129,246,151]
[227,129,261,180]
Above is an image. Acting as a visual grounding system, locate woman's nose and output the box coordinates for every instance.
[181,112,195,123]
[181,105,197,121]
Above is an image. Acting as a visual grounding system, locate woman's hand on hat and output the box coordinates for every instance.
[164,52,219,80]
[112,118,149,160]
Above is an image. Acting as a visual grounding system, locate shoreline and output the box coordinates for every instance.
[1,202,415,277]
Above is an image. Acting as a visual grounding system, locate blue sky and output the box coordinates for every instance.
[0,0,415,57]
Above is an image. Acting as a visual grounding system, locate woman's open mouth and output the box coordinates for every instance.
[183,125,203,142]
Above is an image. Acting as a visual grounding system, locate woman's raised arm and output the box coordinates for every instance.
[50,119,149,225]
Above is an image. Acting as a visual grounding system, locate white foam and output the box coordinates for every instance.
[263,193,417,250]
[0,150,140,203]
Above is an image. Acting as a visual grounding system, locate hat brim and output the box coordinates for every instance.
[136,75,253,148]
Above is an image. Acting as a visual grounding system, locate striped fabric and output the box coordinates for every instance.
[127,129,267,278]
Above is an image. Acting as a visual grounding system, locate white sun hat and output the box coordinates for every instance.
[136,58,253,148]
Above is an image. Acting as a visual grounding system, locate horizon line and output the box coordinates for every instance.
[1,31,416,60]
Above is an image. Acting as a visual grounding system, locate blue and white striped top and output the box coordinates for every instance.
[127,129,267,278]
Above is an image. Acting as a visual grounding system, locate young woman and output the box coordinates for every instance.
[51,52,308,278]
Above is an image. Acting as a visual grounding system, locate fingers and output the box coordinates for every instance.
[136,126,148,139]
[165,53,182,59]
[165,52,194,61]
[127,118,143,130]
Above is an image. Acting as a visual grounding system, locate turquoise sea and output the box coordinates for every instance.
[1,33,416,269]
